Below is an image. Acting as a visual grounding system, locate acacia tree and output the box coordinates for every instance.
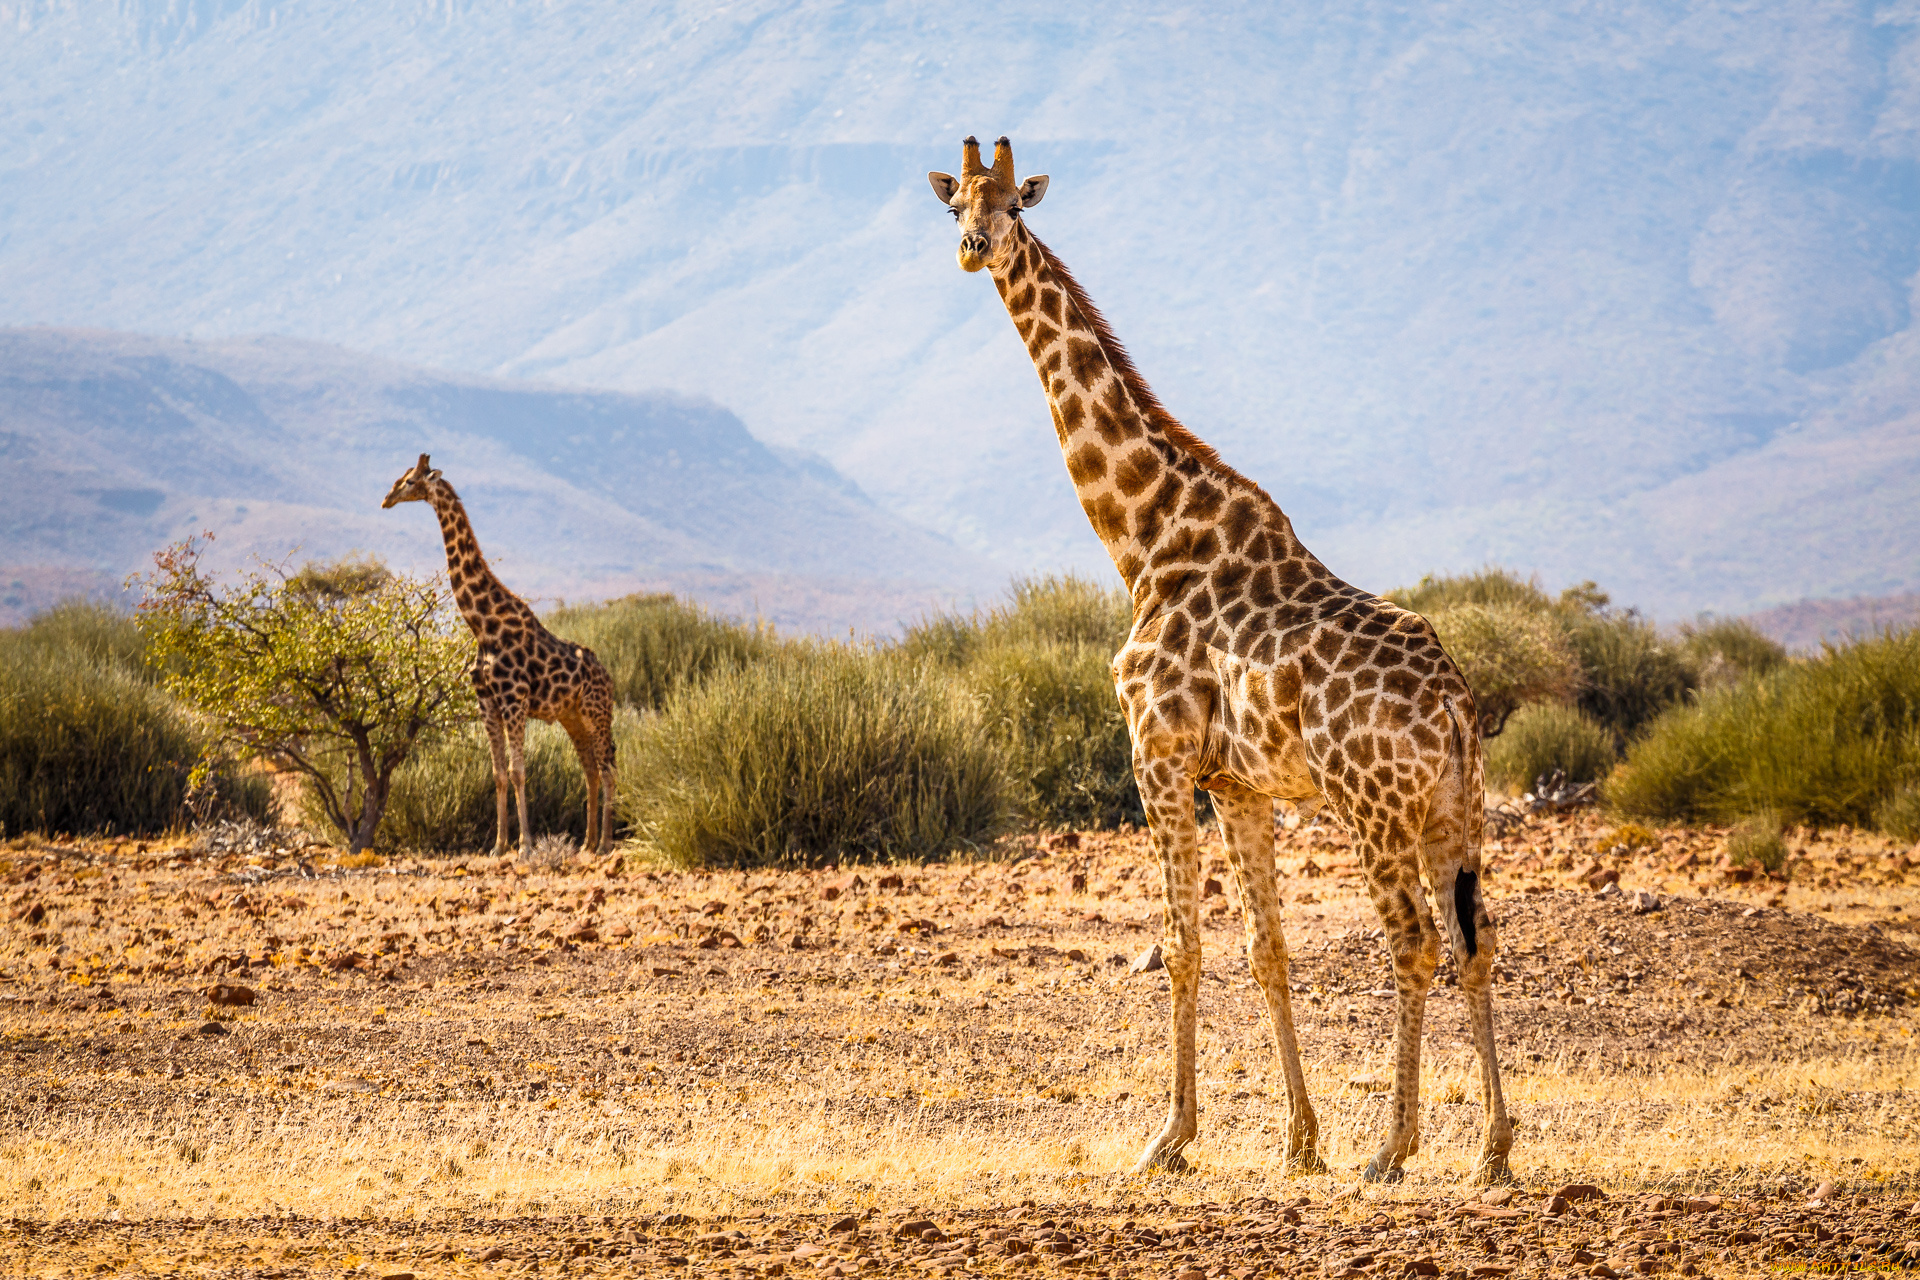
[137,537,475,852]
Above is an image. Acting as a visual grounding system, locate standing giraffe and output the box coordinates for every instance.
[929,137,1511,1183]
[382,455,618,858]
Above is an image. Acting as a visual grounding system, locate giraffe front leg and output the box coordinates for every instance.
[482,710,511,859]
[1132,755,1203,1175]
[1213,784,1324,1174]
[1362,864,1440,1183]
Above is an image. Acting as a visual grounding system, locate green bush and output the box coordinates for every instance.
[308,709,646,853]
[546,593,778,711]
[0,635,268,836]
[1562,611,1696,740]
[1484,703,1615,792]
[900,575,1139,827]
[1425,602,1581,734]
[968,639,1143,829]
[901,574,1132,665]
[620,646,1010,867]
[1679,617,1788,687]
[1608,629,1920,831]
[1385,567,1555,616]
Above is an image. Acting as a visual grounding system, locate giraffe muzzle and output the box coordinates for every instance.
[958,231,990,270]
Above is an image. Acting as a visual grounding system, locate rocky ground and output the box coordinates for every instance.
[2,810,1917,1278]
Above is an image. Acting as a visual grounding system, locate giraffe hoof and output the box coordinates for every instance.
[1360,1156,1406,1183]
[1132,1146,1192,1175]
[1470,1155,1515,1187]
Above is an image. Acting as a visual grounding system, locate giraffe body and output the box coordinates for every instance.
[931,138,1512,1183]
[383,455,618,858]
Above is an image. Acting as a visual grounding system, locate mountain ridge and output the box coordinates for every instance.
[0,326,1003,633]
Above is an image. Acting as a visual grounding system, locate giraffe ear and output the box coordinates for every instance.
[928,171,960,206]
[1017,175,1049,208]
[428,469,443,482]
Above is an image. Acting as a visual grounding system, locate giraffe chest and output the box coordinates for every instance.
[1200,648,1321,801]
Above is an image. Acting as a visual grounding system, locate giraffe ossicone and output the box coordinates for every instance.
[382,453,619,859]
[930,136,1513,1184]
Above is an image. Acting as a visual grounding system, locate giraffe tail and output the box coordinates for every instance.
[1441,693,1487,959]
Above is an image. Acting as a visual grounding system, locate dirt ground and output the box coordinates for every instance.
[3,809,1918,1278]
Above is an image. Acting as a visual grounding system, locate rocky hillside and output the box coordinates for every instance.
[0,328,1001,633]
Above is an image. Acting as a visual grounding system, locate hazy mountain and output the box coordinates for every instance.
[1,1,1916,618]
[0,328,1001,632]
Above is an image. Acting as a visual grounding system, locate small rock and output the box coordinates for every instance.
[1597,880,1621,898]
[608,923,633,939]
[1068,871,1087,892]
[1065,948,1089,962]
[203,983,256,1007]
[1129,943,1164,975]
[1555,1183,1607,1202]
[479,1246,505,1261]
[791,1243,827,1257]
[876,872,904,890]
[936,952,959,967]
[381,1273,415,1280]
[1808,1179,1836,1205]
[1589,1265,1621,1279]
[893,1218,936,1240]
[827,1216,859,1234]
[1406,1261,1440,1277]
[1202,877,1224,897]
[196,1021,229,1036]
[1630,890,1661,914]
[1479,1185,1516,1206]
[1545,1195,1571,1215]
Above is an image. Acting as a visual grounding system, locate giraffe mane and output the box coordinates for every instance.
[1028,231,1268,498]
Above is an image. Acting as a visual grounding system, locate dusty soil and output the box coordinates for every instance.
[3,810,1918,1278]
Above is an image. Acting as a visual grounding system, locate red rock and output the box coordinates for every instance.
[1555,1183,1607,1203]
[203,983,256,1007]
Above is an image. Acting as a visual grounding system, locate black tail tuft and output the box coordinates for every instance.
[1455,869,1479,959]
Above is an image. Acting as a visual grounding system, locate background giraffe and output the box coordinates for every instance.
[382,454,618,858]
[930,138,1512,1184]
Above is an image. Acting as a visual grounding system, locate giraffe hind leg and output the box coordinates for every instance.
[1357,838,1440,1183]
[1426,709,1514,1184]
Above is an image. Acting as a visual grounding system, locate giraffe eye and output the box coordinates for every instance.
[950,207,960,221]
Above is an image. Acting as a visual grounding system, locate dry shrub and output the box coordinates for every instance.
[619,645,1011,867]
[0,602,268,835]
[1426,602,1581,734]
[902,575,1141,829]
[1608,629,1920,831]
[546,593,778,711]
[1727,813,1787,873]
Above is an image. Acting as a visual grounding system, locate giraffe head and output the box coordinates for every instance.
[381,453,442,508]
[928,135,1048,272]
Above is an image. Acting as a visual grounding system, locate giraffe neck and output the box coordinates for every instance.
[424,482,539,639]
[988,222,1303,600]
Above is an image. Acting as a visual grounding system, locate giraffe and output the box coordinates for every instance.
[929,137,1512,1184]
[382,454,618,858]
